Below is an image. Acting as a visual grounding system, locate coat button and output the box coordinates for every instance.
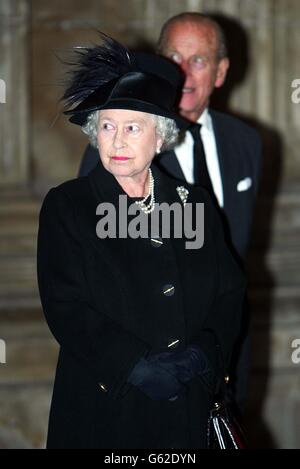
[168,396,178,402]
[150,237,163,247]
[167,339,180,349]
[163,284,175,296]
[99,383,108,393]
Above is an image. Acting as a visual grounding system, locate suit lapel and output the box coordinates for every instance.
[156,115,239,216]
[155,149,185,181]
[210,111,237,215]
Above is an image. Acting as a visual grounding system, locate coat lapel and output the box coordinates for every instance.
[86,160,187,245]
[88,159,181,207]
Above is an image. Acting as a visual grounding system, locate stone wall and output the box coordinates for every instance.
[29,0,300,193]
[0,0,30,187]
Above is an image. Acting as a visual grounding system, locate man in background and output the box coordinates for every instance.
[78,12,262,412]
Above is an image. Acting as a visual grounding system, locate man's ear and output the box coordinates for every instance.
[215,57,229,88]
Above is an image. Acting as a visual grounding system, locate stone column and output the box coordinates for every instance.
[0,0,30,187]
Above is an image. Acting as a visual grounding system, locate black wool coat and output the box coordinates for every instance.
[37,161,246,449]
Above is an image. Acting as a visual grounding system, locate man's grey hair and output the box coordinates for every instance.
[157,12,228,62]
[82,110,179,151]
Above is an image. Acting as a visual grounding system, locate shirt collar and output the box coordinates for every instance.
[196,108,213,133]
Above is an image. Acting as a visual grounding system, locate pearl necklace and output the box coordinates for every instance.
[135,168,155,214]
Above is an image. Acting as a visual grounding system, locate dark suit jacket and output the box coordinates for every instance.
[37,161,245,448]
[79,110,262,261]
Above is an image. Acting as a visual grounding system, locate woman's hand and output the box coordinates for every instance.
[151,345,210,384]
[128,357,185,401]
[128,345,210,400]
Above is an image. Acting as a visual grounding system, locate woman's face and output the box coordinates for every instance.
[97,109,163,180]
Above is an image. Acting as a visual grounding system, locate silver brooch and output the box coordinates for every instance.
[176,186,189,206]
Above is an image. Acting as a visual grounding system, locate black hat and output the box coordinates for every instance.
[63,34,188,129]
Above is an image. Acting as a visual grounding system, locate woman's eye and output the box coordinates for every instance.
[102,122,114,131]
[127,124,140,133]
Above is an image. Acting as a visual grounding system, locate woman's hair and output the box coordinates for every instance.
[82,110,179,151]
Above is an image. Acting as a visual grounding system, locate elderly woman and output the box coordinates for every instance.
[37,35,245,449]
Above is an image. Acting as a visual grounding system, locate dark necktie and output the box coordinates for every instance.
[189,123,214,196]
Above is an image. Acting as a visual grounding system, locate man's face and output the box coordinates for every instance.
[162,21,229,121]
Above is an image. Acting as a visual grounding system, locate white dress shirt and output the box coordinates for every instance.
[174,108,224,207]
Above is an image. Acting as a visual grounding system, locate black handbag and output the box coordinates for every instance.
[202,329,247,449]
[207,377,247,449]
[206,332,247,449]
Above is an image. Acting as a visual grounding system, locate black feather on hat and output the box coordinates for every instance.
[62,33,188,129]
[63,32,134,109]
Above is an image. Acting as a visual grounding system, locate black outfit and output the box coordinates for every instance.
[189,123,214,195]
[78,110,261,412]
[79,110,261,260]
[37,161,245,449]
[157,111,262,261]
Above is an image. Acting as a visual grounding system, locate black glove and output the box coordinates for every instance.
[128,357,185,401]
[128,345,210,400]
[149,345,210,384]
